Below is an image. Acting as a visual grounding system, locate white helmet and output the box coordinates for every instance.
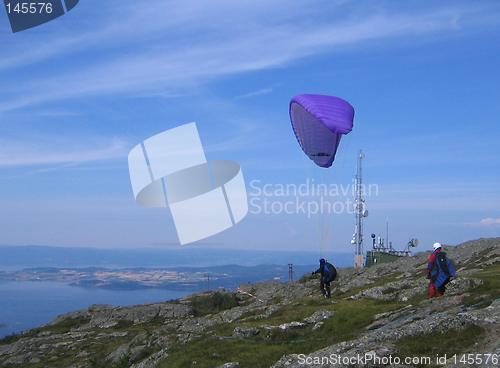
[433,242,442,250]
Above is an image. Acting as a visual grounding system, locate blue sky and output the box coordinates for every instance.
[0,0,499,254]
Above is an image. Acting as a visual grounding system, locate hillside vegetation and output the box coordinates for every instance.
[0,238,499,368]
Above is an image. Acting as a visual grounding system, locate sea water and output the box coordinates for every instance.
[0,281,191,338]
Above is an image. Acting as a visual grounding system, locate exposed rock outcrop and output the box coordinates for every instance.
[1,238,499,368]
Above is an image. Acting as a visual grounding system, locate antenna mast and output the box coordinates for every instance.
[353,150,366,269]
[386,220,389,250]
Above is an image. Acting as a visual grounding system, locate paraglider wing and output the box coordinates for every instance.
[290,94,354,168]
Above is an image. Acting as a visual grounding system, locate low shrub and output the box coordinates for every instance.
[190,292,239,316]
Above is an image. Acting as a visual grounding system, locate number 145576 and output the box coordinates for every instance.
[5,2,53,14]
[451,353,499,365]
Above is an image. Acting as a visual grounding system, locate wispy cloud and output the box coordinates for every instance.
[1,1,497,113]
[479,218,500,226]
[234,87,275,100]
[0,135,128,167]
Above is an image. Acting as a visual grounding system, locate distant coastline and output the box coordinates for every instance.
[0,264,315,291]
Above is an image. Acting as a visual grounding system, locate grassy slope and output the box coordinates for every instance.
[159,263,500,367]
[158,272,409,367]
[1,261,497,368]
[462,263,500,308]
[395,325,486,368]
[160,298,405,368]
[393,263,500,367]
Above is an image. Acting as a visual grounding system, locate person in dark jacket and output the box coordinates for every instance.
[427,242,445,298]
[312,258,337,298]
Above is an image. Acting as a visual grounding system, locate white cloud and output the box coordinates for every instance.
[1,1,498,113]
[479,218,500,226]
[235,87,275,100]
[0,135,128,167]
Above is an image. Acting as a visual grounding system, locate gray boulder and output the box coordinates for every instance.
[233,327,260,338]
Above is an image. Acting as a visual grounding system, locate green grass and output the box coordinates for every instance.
[381,286,399,295]
[0,333,23,345]
[114,319,135,329]
[158,270,409,367]
[298,273,315,283]
[89,352,130,368]
[395,325,485,367]
[394,261,499,367]
[0,316,90,346]
[336,272,403,299]
[47,316,91,334]
[236,308,266,321]
[190,292,240,317]
[460,247,495,269]
[159,298,405,368]
[462,262,500,308]
[0,317,162,368]
[5,261,497,367]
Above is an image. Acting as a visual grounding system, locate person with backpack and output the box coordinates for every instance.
[427,242,456,298]
[312,258,337,298]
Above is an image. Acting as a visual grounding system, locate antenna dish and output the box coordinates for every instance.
[408,238,419,248]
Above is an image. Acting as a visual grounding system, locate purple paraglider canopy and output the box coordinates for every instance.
[289,94,354,168]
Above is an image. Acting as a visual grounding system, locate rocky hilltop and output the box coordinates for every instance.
[1,238,499,368]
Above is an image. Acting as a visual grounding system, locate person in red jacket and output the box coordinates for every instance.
[427,242,445,298]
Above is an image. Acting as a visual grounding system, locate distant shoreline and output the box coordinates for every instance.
[0,264,316,292]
